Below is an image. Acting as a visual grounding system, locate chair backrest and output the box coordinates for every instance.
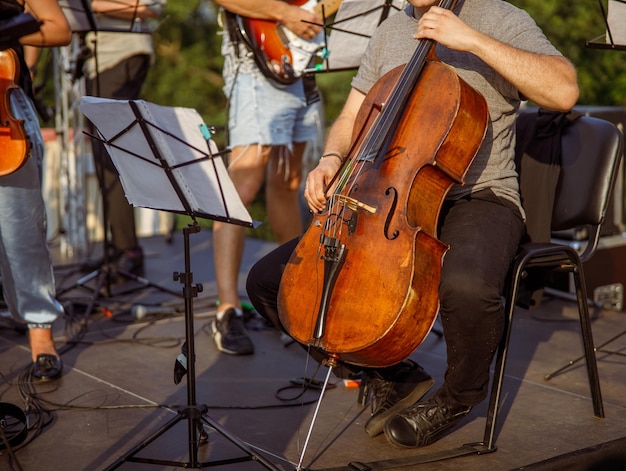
[552,115,623,260]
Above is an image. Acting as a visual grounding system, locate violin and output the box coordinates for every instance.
[277,0,489,368]
[0,48,31,176]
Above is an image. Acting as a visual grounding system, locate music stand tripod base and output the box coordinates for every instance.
[77,99,277,470]
[104,224,280,470]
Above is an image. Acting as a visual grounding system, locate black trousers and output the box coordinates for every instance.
[85,54,150,253]
[247,188,524,407]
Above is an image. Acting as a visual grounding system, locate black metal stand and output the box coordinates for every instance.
[545,328,626,380]
[55,149,182,317]
[55,6,180,315]
[105,223,279,470]
[300,0,401,76]
[585,0,626,51]
[77,97,278,469]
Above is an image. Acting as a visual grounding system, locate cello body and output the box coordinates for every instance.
[278,2,489,368]
[0,49,30,177]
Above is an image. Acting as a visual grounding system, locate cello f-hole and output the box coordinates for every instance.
[384,187,400,240]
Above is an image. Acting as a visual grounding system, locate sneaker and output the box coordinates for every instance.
[211,308,254,355]
[384,388,471,448]
[363,360,434,437]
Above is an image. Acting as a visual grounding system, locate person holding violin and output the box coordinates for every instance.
[246,0,578,449]
[0,0,71,380]
[208,0,323,356]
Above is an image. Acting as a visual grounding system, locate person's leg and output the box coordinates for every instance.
[85,55,150,273]
[265,144,304,244]
[211,144,270,355]
[4,88,64,379]
[437,191,524,407]
[246,237,299,330]
[385,190,524,448]
[213,144,270,314]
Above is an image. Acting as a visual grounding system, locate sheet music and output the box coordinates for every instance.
[607,0,626,46]
[78,97,252,226]
[325,0,407,70]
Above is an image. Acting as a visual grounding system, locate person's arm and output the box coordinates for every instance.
[304,88,366,213]
[19,0,72,47]
[90,0,162,20]
[213,0,322,39]
[22,45,39,68]
[415,7,579,111]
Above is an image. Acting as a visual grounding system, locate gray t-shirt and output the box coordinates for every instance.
[351,0,564,214]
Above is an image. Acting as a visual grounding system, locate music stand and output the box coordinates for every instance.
[56,0,177,316]
[586,0,626,51]
[79,96,278,469]
[303,0,407,75]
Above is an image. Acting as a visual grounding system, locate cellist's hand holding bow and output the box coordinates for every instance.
[304,155,342,213]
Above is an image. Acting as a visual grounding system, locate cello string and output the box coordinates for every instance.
[295,362,334,471]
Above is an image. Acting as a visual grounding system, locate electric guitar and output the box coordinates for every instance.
[233,0,342,85]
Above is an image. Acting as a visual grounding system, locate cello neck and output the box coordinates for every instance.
[357,0,458,163]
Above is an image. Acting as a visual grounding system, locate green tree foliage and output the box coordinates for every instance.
[142,0,626,132]
[510,0,626,106]
[137,1,626,239]
[28,1,626,240]
[141,1,228,145]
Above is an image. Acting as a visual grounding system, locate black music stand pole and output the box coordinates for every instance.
[79,98,278,470]
[106,222,278,470]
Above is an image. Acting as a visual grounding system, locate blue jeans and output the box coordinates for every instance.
[224,71,321,148]
[1,88,63,326]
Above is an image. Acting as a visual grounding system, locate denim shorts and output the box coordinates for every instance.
[223,72,322,148]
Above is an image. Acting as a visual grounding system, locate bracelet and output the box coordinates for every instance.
[320,152,344,163]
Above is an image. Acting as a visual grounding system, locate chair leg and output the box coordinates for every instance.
[572,269,605,418]
[481,278,519,451]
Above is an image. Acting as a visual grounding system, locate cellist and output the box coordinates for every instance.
[246,0,578,449]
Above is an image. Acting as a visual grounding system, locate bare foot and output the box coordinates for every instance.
[29,327,59,362]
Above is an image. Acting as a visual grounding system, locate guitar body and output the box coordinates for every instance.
[0,49,30,177]
[235,0,341,85]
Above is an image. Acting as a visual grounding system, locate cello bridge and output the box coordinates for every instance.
[333,194,377,214]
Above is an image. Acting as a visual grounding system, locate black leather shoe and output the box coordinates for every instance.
[363,360,434,437]
[384,388,471,448]
[32,354,63,381]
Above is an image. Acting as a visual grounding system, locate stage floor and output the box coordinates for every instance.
[1,231,626,471]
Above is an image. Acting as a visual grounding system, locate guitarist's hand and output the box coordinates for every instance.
[281,4,323,40]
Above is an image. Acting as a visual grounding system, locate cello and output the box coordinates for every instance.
[277,0,489,369]
[0,48,30,177]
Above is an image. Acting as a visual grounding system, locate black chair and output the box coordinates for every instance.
[479,114,624,452]
[349,115,623,469]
